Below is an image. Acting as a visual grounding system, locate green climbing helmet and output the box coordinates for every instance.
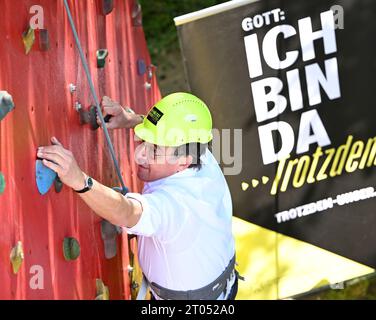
[134,92,213,146]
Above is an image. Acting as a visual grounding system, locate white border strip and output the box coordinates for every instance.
[174,0,259,26]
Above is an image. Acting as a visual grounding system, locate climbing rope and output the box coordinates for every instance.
[63,0,127,193]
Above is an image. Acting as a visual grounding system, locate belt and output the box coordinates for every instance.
[147,254,236,300]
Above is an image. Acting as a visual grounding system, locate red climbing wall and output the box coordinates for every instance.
[0,0,160,299]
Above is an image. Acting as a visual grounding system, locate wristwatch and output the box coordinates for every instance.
[74,176,93,193]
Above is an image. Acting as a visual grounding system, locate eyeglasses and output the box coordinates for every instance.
[136,141,177,160]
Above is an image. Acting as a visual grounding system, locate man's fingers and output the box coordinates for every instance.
[42,159,61,175]
[96,115,102,127]
[105,121,117,130]
[38,151,66,168]
[101,96,113,108]
[102,96,111,103]
[103,106,119,116]
[40,145,71,159]
[51,136,63,147]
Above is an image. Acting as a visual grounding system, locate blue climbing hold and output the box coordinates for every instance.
[137,59,146,76]
[36,159,57,195]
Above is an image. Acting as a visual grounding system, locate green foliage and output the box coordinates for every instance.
[298,274,376,300]
[139,0,227,62]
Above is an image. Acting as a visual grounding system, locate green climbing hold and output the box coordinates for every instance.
[102,0,114,15]
[0,91,15,122]
[0,172,5,195]
[96,49,108,68]
[63,237,80,261]
[54,176,63,193]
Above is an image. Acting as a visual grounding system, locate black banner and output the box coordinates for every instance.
[176,0,376,268]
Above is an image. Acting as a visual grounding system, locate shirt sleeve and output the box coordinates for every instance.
[122,190,188,241]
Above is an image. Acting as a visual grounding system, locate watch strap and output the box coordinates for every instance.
[74,176,93,193]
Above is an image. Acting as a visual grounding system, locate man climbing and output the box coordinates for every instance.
[37,92,237,300]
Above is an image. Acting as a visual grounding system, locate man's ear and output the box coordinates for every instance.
[178,155,193,170]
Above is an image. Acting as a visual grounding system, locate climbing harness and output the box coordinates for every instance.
[137,255,237,300]
[63,0,127,194]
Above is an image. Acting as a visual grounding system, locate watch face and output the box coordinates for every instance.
[87,177,93,188]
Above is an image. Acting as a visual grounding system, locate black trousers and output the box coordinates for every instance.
[150,276,238,300]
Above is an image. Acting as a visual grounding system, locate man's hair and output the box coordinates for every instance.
[174,143,209,170]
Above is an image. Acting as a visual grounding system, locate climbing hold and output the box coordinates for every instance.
[77,105,98,130]
[54,176,63,193]
[36,159,57,195]
[0,91,15,121]
[75,101,82,111]
[137,59,146,76]
[22,26,35,54]
[95,279,109,300]
[132,2,142,27]
[89,106,99,129]
[251,179,259,188]
[102,0,114,15]
[101,220,122,259]
[10,241,24,274]
[63,237,80,261]
[96,49,108,68]
[146,64,155,80]
[262,176,269,184]
[91,106,113,129]
[89,105,101,130]
[241,182,249,191]
[39,29,50,51]
[69,83,77,94]
[0,172,5,195]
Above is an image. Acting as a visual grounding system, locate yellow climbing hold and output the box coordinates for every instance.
[241,182,249,191]
[22,26,35,54]
[10,241,24,274]
[95,279,109,300]
[262,176,269,184]
[252,179,259,188]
